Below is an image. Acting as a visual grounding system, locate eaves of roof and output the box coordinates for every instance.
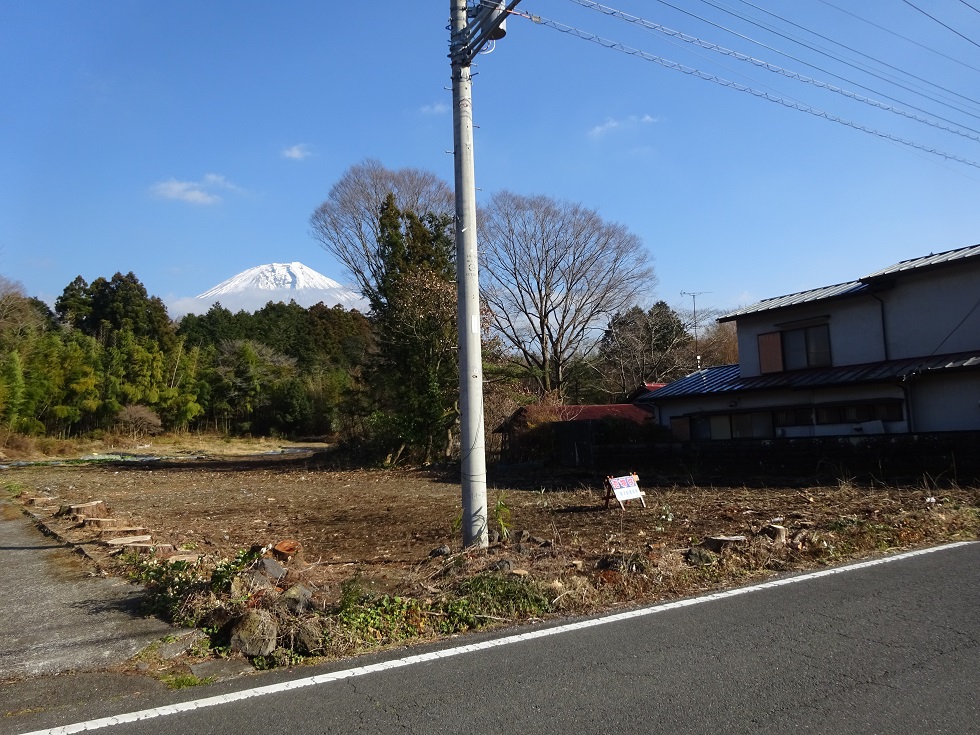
[637,351,980,402]
[719,243,980,322]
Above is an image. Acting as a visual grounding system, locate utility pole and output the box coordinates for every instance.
[449,0,519,547]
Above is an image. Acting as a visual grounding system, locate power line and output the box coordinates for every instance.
[957,0,980,15]
[657,0,980,124]
[901,0,980,50]
[732,0,980,111]
[567,0,980,142]
[815,0,980,75]
[522,13,980,170]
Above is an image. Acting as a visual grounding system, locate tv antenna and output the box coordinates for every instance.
[681,291,711,369]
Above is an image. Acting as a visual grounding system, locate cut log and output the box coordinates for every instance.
[65,500,110,519]
[82,517,122,529]
[761,524,788,545]
[25,496,59,506]
[104,535,152,546]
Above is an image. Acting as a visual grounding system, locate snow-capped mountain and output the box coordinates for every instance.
[173,262,366,316]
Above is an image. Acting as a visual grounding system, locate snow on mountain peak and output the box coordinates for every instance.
[197,262,343,297]
[171,262,367,316]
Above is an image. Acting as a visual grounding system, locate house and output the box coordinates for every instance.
[638,244,980,440]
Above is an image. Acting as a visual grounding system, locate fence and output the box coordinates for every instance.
[585,432,980,485]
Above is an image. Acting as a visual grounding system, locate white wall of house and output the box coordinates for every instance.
[877,264,980,359]
[911,372,980,431]
[734,297,885,378]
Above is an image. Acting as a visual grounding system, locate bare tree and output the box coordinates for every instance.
[309,159,454,299]
[479,191,658,400]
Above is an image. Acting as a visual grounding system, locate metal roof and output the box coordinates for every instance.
[720,243,980,322]
[719,281,867,321]
[862,243,980,280]
[637,351,980,402]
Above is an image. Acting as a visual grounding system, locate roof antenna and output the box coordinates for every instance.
[681,291,712,370]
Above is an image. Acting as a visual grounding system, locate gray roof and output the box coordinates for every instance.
[637,351,980,402]
[863,243,980,280]
[720,243,980,321]
[719,281,867,321]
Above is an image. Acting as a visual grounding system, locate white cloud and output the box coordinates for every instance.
[151,174,243,205]
[282,144,313,160]
[589,114,658,138]
[420,102,449,115]
[589,118,620,138]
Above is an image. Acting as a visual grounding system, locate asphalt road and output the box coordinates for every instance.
[14,541,979,735]
[0,503,171,680]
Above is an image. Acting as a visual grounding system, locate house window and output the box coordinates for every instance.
[815,401,904,425]
[758,324,831,373]
[784,324,831,370]
[773,408,813,427]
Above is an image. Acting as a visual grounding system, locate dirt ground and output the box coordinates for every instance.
[5,438,979,616]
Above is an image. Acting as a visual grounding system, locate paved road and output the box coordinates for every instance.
[9,542,978,735]
[0,502,171,680]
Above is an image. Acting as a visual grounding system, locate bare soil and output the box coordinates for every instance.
[3,436,979,672]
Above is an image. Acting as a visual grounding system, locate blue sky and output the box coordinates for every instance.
[2,0,978,319]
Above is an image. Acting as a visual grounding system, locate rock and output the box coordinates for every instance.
[295,619,324,655]
[685,547,717,567]
[488,558,513,573]
[516,530,531,543]
[509,568,529,577]
[488,529,501,544]
[256,557,287,582]
[699,535,748,553]
[282,584,313,614]
[761,524,788,545]
[570,560,584,572]
[230,609,278,657]
[429,545,452,558]
[513,543,531,555]
[25,496,58,506]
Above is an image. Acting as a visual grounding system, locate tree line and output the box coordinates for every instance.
[0,160,736,463]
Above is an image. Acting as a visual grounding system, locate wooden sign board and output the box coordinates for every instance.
[604,474,646,510]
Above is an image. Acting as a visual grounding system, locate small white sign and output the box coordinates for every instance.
[608,474,643,502]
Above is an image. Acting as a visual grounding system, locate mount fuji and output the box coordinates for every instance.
[172,262,367,316]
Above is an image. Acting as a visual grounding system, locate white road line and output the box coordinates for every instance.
[21,541,976,735]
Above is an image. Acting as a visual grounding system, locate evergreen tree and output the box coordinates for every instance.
[365,194,457,464]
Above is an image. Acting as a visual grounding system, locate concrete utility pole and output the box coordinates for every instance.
[449,0,519,547]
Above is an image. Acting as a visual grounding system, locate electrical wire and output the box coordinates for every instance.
[654,0,980,124]
[815,0,980,75]
[957,0,980,15]
[901,0,980,50]
[566,0,980,142]
[519,12,980,170]
[733,0,980,111]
